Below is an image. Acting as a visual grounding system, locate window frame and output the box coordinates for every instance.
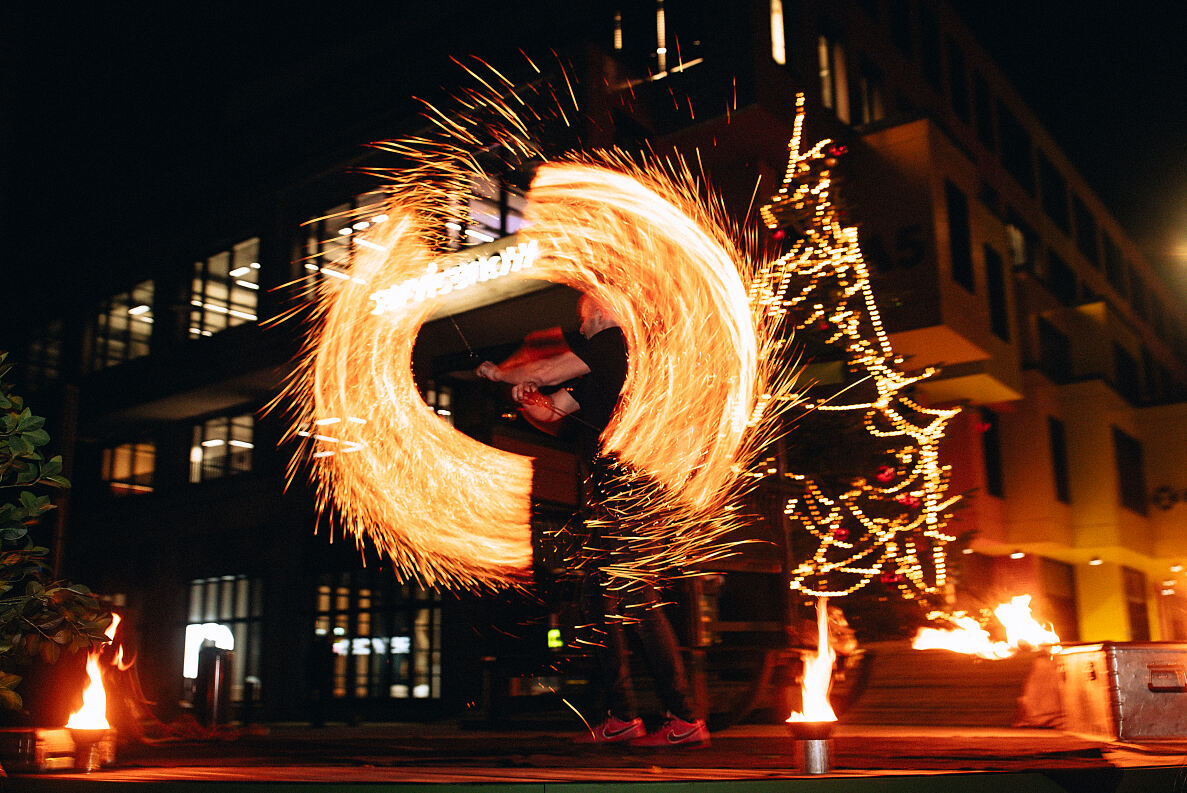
[190,412,255,483]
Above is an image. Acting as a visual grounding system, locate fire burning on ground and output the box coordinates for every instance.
[787,598,838,724]
[912,595,1060,659]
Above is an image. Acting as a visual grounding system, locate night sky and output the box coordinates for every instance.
[2,3,1184,319]
[957,3,1187,281]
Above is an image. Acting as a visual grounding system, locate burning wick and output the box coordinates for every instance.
[787,597,837,723]
[785,597,837,775]
[66,614,119,772]
[66,614,119,731]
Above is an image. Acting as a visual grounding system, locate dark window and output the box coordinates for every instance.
[888,0,912,56]
[998,102,1034,194]
[1112,426,1147,516]
[1073,196,1099,265]
[1151,300,1168,339]
[25,319,64,393]
[985,245,1010,341]
[850,56,885,125]
[1129,268,1148,319]
[1123,567,1150,641]
[1141,347,1156,403]
[973,71,994,148]
[980,407,1003,497]
[315,571,442,700]
[946,37,969,122]
[918,4,942,90]
[1113,343,1141,404]
[945,180,974,291]
[1047,250,1077,305]
[1103,235,1126,295]
[1047,417,1069,504]
[1038,317,1072,382]
[1039,152,1070,234]
[1040,558,1079,641]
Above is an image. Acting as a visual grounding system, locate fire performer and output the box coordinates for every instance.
[476,294,710,748]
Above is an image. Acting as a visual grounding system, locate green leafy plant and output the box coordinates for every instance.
[0,352,110,709]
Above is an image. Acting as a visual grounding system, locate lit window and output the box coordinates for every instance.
[100,441,155,496]
[190,238,260,337]
[1005,223,1030,269]
[770,0,786,64]
[190,413,254,483]
[314,572,442,700]
[422,382,454,425]
[656,0,667,73]
[464,176,525,248]
[817,34,849,122]
[91,280,154,371]
[184,576,263,704]
[302,194,389,284]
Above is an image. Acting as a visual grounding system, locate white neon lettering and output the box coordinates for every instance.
[370,239,538,315]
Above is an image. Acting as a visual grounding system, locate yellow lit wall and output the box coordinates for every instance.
[1138,402,1187,562]
[1075,562,1131,641]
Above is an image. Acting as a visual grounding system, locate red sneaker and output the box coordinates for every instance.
[629,713,711,748]
[576,713,646,744]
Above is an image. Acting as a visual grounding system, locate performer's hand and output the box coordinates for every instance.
[512,381,550,408]
[476,361,501,381]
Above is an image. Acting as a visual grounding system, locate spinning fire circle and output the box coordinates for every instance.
[291,159,777,590]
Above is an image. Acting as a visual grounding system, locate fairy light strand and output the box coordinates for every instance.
[753,94,960,602]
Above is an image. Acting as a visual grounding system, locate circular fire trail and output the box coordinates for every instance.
[285,158,786,589]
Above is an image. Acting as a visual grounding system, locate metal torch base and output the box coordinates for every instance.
[798,737,832,774]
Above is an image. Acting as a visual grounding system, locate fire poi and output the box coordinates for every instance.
[285,108,791,589]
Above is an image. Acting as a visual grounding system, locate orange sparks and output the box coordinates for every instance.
[283,57,796,590]
[787,597,837,723]
[289,159,788,589]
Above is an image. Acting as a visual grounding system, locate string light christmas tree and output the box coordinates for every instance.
[750,95,961,606]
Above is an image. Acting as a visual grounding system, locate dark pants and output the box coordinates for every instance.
[578,455,697,722]
[579,570,695,722]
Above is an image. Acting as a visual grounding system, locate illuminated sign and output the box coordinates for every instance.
[370,239,538,315]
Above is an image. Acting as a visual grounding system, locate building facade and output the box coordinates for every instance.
[11,0,1187,724]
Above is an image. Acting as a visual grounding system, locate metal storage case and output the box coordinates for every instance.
[1056,642,1187,741]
